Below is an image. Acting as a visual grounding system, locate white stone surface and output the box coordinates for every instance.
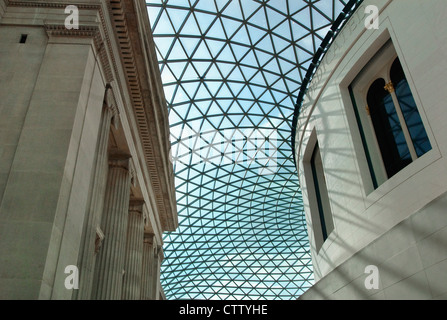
[296,0,447,299]
[0,0,177,300]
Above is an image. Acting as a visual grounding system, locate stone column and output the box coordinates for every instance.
[92,154,132,300]
[152,245,163,300]
[122,200,145,300]
[140,233,154,300]
[76,89,118,299]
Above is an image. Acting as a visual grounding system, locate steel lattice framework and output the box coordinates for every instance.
[146,0,350,300]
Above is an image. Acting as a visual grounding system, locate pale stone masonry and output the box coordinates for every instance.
[294,0,447,299]
[122,199,145,300]
[0,0,178,299]
[92,155,133,300]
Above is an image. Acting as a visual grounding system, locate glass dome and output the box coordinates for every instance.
[146,0,351,300]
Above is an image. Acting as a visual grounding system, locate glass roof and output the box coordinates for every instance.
[146,0,349,300]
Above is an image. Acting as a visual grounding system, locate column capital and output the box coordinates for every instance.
[108,152,132,170]
[129,199,145,215]
[143,232,155,245]
[384,81,395,93]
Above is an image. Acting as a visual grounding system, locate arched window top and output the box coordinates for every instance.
[349,39,432,191]
[390,57,405,85]
[366,78,387,113]
[367,76,411,178]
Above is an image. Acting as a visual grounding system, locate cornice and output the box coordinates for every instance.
[8,0,99,9]
[44,23,100,37]
[107,0,177,232]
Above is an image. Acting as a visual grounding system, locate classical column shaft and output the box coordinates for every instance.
[76,102,115,299]
[92,156,132,299]
[152,246,163,300]
[141,233,154,300]
[122,200,145,300]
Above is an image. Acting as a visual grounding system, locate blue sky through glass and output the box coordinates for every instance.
[146,0,348,300]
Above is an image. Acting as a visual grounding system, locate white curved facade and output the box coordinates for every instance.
[295,0,447,299]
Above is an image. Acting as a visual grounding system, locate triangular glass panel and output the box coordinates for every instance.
[230,43,250,62]
[257,35,274,55]
[232,26,251,46]
[147,6,162,29]
[206,39,226,59]
[161,64,176,84]
[156,37,175,58]
[204,80,221,97]
[182,62,199,82]
[182,15,202,37]
[247,24,266,46]
[248,6,268,30]
[153,8,175,35]
[205,63,222,80]
[312,6,331,29]
[227,80,244,96]
[250,70,266,86]
[195,82,212,101]
[239,65,257,81]
[207,18,226,40]
[216,83,233,99]
[194,40,212,61]
[194,0,215,12]
[168,61,187,79]
[222,0,243,20]
[221,16,242,38]
[167,7,190,33]
[173,85,189,105]
[271,34,291,54]
[194,61,211,78]
[240,0,261,20]
[181,81,200,99]
[267,0,288,16]
[194,11,216,34]
[273,19,291,42]
[227,65,245,83]
[265,6,286,30]
[217,45,235,63]
[169,38,188,60]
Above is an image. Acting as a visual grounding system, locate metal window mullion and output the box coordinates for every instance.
[389,89,418,161]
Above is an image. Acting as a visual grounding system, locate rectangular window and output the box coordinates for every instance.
[310,142,334,250]
[349,40,432,191]
[19,34,28,43]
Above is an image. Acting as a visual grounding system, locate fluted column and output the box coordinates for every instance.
[76,92,118,299]
[152,245,163,300]
[122,200,145,300]
[92,154,132,300]
[140,233,154,300]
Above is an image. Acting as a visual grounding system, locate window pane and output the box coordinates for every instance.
[383,94,411,162]
[310,143,333,244]
[367,78,411,178]
[391,58,432,157]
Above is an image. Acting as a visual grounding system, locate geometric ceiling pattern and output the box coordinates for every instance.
[146,0,349,300]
